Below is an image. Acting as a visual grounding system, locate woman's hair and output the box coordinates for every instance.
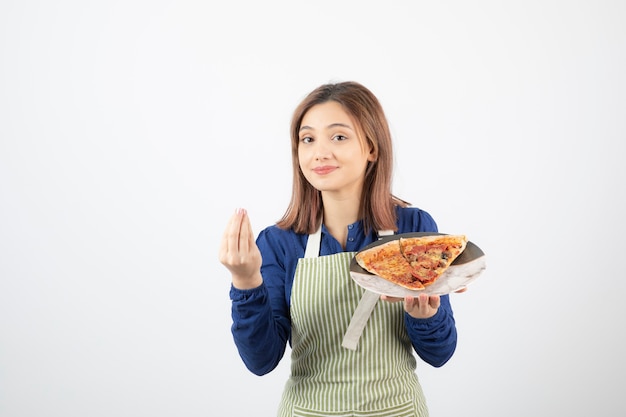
[276,81,409,235]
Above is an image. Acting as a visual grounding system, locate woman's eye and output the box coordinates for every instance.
[300,136,313,144]
[333,135,347,141]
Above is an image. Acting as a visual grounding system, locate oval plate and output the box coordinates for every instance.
[349,232,487,297]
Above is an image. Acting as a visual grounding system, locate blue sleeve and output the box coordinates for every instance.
[405,295,457,367]
[229,227,292,376]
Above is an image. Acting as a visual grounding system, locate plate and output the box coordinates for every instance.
[349,232,487,297]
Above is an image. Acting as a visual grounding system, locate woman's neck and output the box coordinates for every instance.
[322,193,361,249]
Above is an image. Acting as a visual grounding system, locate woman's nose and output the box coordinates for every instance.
[314,143,331,161]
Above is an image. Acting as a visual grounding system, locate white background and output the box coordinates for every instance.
[1,1,625,416]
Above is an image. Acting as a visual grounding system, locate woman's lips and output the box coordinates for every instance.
[313,166,338,175]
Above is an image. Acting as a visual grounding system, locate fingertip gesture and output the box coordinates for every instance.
[218,208,263,289]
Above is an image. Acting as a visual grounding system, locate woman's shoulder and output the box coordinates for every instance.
[395,205,439,233]
[257,224,307,254]
[258,224,293,244]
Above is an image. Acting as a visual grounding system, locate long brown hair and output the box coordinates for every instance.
[276,81,409,235]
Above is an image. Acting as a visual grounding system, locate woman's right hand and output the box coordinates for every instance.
[218,208,263,289]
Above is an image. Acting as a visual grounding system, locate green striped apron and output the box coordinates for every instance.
[277,228,429,417]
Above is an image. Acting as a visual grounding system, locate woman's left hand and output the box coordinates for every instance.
[380,293,440,319]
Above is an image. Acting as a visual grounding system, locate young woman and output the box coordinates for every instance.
[219,81,459,416]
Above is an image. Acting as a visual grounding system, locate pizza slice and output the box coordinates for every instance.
[355,239,425,290]
[399,234,467,286]
[354,234,468,291]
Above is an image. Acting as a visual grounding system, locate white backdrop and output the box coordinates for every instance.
[1,1,625,416]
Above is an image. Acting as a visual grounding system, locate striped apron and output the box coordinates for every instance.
[277,228,429,417]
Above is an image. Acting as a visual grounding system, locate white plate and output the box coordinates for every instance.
[349,232,487,297]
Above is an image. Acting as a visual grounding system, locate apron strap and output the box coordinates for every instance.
[342,229,395,351]
[304,225,322,258]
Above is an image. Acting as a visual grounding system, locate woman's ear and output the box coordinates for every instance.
[367,145,377,162]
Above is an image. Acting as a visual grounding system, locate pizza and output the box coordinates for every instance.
[352,239,419,288]
[355,234,468,291]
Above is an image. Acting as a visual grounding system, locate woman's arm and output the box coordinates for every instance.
[227,223,292,375]
[404,294,457,367]
[230,282,290,375]
[396,207,458,366]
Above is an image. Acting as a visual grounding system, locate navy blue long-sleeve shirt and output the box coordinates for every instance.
[230,206,457,376]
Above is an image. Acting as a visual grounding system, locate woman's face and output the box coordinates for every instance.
[298,101,376,197]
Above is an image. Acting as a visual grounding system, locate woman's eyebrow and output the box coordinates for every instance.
[299,123,353,132]
[327,123,353,130]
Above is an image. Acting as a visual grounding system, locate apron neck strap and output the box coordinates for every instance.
[377,230,394,239]
[304,224,322,258]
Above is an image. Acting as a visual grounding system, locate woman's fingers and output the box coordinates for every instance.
[239,208,255,256]
[219,208,246,265]
[218,208,263,289]
[229,208,245,256]
[403,293,440,319]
